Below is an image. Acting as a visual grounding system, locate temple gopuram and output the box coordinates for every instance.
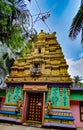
[0,30,76,129]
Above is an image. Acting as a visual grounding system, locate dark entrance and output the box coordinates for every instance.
[0,98,2,109]
[27,93,43,123]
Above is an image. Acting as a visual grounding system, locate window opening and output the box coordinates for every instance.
[31,63,41,76]
[80,102,83,121]
[38,48,41,53]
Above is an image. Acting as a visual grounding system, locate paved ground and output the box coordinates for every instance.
[0,123,83,130]
[77,129,83,130]
[0,123,56,130]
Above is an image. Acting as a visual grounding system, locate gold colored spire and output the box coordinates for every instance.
[6,30,72,83]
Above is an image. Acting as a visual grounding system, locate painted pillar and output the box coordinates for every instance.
[22,91,27,123]
[42,92,45,125]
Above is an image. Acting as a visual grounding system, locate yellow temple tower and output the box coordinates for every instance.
[0,30,76,130]
[6,30,71,83]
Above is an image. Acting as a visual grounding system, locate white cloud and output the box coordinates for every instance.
[66,58,83,79]
[80,53,83,58]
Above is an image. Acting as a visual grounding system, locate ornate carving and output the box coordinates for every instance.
[5,30,72,83]
[16,97,23,112]
[47,99,52,115]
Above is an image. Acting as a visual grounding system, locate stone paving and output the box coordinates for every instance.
[0,123,57,130]
[0,123,83,130]
[77,128,83,130]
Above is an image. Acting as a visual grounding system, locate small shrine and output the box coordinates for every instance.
[0,30,76,129]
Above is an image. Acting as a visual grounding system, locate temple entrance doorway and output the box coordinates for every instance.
[27,92,43,124]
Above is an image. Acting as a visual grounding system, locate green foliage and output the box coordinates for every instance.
[0,1,24,50]
[0,45,15,78]
[30,34,38,42]
[0,1,12,18]
[20,35,37,57]
[0,0,32,47]
[6,24,24,50]
[0,1,13,36]
[20,41,32,57]
[0,58,8,78]
[72,75,83,87]
[0,0,36,50]
[0,0,36,84]
[80,82,83,87]
[69,1,83,44]
[26,41,32,50]
[0,1,25,65]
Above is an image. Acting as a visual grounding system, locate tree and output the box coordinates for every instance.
[72,75,83,87]
[0,0,36,49]
[0,44,16,74]
[0,44,16,88]
[69,0,83,45]
[0,0,37,88]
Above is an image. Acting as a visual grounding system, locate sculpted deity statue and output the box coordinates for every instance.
[47,98,52,115]
[16,97,23,112]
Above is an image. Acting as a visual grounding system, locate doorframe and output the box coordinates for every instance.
[42,92,45,125]
[22,91,45,125]
[22,91,27,123]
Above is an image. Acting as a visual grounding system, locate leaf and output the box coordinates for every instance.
[69,5,83,40]
[28,0,31,2]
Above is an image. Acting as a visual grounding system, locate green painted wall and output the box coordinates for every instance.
[6,86,24,104]
[50,87,60,106]
[46,87,69,107]
[62,88,69,106]
[45,92,48,103]
[0,89,6,96]
[12,86,24,104]
[6,87,12,103]
[70,91,83,100]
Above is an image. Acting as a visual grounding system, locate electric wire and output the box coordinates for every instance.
[31,0,56,32]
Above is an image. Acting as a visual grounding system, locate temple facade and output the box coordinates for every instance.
[0,30,76,129]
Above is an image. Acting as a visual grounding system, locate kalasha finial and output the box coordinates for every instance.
[41,30,43,32]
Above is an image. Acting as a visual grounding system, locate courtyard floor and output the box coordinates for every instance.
[0,123,56,130]
[0,123,82,130]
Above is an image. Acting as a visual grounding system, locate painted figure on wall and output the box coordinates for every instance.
[47,98,52,115]
[16,97,23,112]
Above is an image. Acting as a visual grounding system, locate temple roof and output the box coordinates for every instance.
[70,87,83,91]
[6,30,72,83]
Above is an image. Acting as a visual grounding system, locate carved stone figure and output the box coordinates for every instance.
[16,97,23,112]
[47,99,52,115]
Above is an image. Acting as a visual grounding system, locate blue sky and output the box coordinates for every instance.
[27,0,83,79]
